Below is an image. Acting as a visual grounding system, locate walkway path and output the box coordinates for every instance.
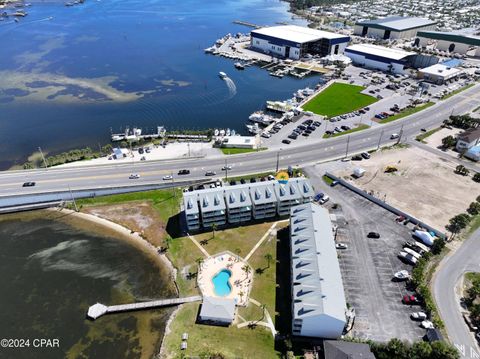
[244,221,286,261]
[187,233,210,257]
[248,297,277,337]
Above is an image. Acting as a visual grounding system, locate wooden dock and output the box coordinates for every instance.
[233,20,263,29]
[87,295,202,320]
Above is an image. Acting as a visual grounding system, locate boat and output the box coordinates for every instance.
[219,129,226,136]
[219,71,227,79]
[226,128,231,137]
[393,270,410,281]
[246,124,260,135]
[214,129,219,137]
[234,62,245,70]
[248,113,274,126]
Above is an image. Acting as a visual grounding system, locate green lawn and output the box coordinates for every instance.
[302,82,377,117]
[323,124,370,138]
[415,127,441,143]
[442,83,475,100]
[322,175,334,185]
[163,303,278,359]
[221,147,267,155]
[379,102,435,124]
[77,188,181,223]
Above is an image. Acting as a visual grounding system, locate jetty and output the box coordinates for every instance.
[233,20,263,29]
[87,295,202,320]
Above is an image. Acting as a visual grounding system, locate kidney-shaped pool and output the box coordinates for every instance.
[212,269,232,296]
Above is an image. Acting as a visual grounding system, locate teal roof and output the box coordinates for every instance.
[417,31,480,46]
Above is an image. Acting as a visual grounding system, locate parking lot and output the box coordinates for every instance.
[306,167,427,342]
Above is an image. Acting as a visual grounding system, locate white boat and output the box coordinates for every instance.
[219,129,225,136]
[219,71,227,79]
[214,129,219,137]
[248,113,274,126]
[398,251,418,265]
[226,128,231,137]
[234,62,245,70]
[246,124,260,135]
[231,129,236,136]
[394,270,410,280]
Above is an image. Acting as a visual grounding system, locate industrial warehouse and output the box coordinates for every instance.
[354,16,437,40]
[345,43,417,74]
[250,25,350,59]
[415,31,480,57]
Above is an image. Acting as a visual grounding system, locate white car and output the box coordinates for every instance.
[336,243,348,250]
[261,133,271,138]
[162,175,173,180]
[129,173,140,179]
[221,165,232,171]
[411,312,427,321]
[421,320,434,329]
[390,133,399,139]
[319,195,330,205]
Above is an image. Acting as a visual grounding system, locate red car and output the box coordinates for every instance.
[402,295,421,305]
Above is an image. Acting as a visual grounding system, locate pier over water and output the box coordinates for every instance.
[87,296,202,320]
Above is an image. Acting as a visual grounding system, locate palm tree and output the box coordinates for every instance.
[211,223,217,239]
[264,253,273,269]
[242,264,251,281]
[195,257,203,267]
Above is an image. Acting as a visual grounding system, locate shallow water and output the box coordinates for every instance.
[0,213,176,359]
[0,0,314,168]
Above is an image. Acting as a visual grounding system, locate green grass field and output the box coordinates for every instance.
[221,147,266,155]
[303,82,378,117]
[379,102,435,124]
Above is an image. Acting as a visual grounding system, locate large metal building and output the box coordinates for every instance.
[345,44,416,74]
[250,25,350,60]
[415,31,480,56]
[290,203,347,338]
[354,16,437,40]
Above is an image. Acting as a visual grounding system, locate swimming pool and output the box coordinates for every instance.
[212,269,232,297]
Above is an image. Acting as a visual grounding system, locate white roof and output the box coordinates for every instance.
[346,43,415,61]
[419,63,462,77]
[200,296,235,322]
[252,25,346,44]
[290,203,347,324]
[223,136,257,146]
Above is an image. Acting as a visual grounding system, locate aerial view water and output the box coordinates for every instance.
[0,212,176,359]
[0,0,314,169]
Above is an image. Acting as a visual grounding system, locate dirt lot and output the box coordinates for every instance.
[334,145,479,231]
[84,201,166,247]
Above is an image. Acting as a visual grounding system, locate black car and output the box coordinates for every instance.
[288,134,298,140]
[340,125,350,131]
[178,169,190,175]
[302,132,310,137]
[361,152,371,159]
[22,181,36,187]
[250,178,256,183]
[240,179,246,184]
[325,130,334,135]
[352,155,363,161]
[282,139,291,144]
[367,232,380,238]
[297,125,306,130]
[313,121,321,126]
[307,126,316,131]
[229,180,236,186]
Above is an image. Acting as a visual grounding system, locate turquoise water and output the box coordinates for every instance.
[0,0,316,168]
[212,269,232,296]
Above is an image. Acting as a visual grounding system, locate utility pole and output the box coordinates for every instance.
[377,129,384,151]
[188,142,191,157]
[68,185,78,212]
[171,172,176,198]
[345,135,350,158]
[224,158,229,182]
[275,151,280,173]
[398,123,404,144]
[38,147,48,169]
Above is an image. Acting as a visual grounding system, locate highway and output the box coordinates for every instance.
[434,229,480,359]
[0,84,479,199]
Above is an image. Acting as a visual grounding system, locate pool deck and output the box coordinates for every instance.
[198,251,252,307]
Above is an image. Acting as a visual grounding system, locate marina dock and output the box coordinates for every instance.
[233,20,263,29]
[87,295,202,320]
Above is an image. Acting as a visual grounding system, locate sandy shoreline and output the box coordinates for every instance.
[47,207,180,358]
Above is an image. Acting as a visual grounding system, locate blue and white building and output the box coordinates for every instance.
[345,44,416,74]
[250,25,350,60]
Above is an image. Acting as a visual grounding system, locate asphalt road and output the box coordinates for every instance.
[0,84,480,198]
[433,229,480,359]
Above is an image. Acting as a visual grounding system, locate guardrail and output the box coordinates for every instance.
[324,172,446,239]
[0,180,207,213]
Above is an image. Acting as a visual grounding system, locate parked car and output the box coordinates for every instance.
[221,165,232,171]
[398,251,418,265]
[421,320,434,329]
[178,169,190,175]
[205,171,216,176]
[250,178,256,183]
[22,181,36,187]
[318,195,330,204]
[330,180,339,187]
[352,155,363,161]
[325,130,334,135]
[288,134,298,140]
[314,193,325,202]
[261,133,271,138]
[367,232,380,238]
[402,294,421,305]
[390,133,400,139]
[162,175,173,180]
[282,139,291,144]
[336,243,348,250]
[411,312,427,321]
[129,173,140,179]
[361,152,371,159]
